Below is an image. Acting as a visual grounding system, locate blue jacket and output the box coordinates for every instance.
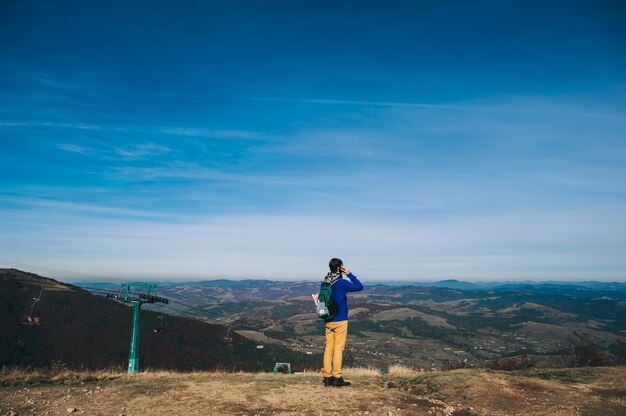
[320,272,363,322]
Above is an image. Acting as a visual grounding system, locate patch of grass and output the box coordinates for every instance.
[0,366,123,387]
[381,373,443,398]
[343,366,381,377]
[118,374,184,394]
[388,364,419,376]
[508,367,601,384]
[377,368,482,402]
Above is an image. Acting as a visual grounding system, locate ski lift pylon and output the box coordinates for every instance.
[223,314,239,343]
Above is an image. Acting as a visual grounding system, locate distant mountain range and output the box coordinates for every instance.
[368,278,626,292]
[69,274,626,369]
[75,278,626,299]
[7,268,625,371]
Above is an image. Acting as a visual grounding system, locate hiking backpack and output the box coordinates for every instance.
[315,281,339,322]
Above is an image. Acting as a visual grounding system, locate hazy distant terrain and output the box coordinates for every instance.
[76,277,626,370]
[4,267,624,373]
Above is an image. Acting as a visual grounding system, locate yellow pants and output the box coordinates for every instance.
[323,320,348,378]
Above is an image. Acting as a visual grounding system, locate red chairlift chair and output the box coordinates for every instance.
[22,287,43,326]
[153,314,168,334]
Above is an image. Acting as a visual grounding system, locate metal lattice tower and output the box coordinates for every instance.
[119,283,168,374]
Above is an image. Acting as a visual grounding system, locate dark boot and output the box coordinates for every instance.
[323,377,333,387]
[332,377,351,387]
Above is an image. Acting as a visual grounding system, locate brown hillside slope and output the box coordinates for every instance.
[1,367,624,415]
[0,269,319,372]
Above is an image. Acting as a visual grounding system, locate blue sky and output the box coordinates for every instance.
[0,1,624,281]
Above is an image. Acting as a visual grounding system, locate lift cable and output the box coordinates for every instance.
[83,286,259,329]
[0,259,124,282]
[2,261,264,331]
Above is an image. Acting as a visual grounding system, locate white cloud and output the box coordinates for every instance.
[0,121,103,130]
[0,120,261,140]
[112,142,173,159]
[2,94,624,281]
[1,198,624,281]
[244,95,626,119]
[157,127,263,140]
[56,143,94,155]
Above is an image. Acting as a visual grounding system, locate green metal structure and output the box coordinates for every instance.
[272,362,292,374]
[120,283,168,374]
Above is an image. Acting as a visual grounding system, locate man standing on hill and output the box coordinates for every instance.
[322,258,363,387]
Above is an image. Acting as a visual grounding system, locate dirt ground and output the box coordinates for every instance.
[1,367,624,416]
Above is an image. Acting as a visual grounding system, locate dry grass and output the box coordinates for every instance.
[0,366,327,387]
[388,364,420,376]
[343,366,381,377]
[4,365,614,389]
[0,363,423,384]
[1,366,624,416]
[342,364,423,377]
[0,365,382,387]
[0,366,124,386]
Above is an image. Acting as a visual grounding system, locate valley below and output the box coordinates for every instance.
[126,279,626,370]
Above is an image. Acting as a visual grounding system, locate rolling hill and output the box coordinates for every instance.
[77,277,626,370]
[6,268,625,372]
[0,269,319,372]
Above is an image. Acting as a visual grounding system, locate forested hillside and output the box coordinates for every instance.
[0,269,319,371]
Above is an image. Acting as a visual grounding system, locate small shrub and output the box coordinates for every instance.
[485,354,535,371]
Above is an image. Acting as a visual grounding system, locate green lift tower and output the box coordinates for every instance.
[120,283,169,374]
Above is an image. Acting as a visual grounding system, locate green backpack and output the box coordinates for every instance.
[316,281,339,322]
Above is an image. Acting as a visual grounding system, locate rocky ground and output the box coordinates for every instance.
[1,367,624,416]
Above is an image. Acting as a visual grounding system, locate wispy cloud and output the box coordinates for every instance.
[0,121,104,130]
[249,96,497,111]
[109,162,310,188]
[32,74,80,91]
[110,164,236,181]
[56,144,94,155]
[0,120,262,140]
[54,139,174,161]
[0,194,170,221]
[1,205,624,280]
[2,94,624,280]
[113,143,173,159]
[2,1,624,282]
[157,127,264,140]
[138,93,626,119]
